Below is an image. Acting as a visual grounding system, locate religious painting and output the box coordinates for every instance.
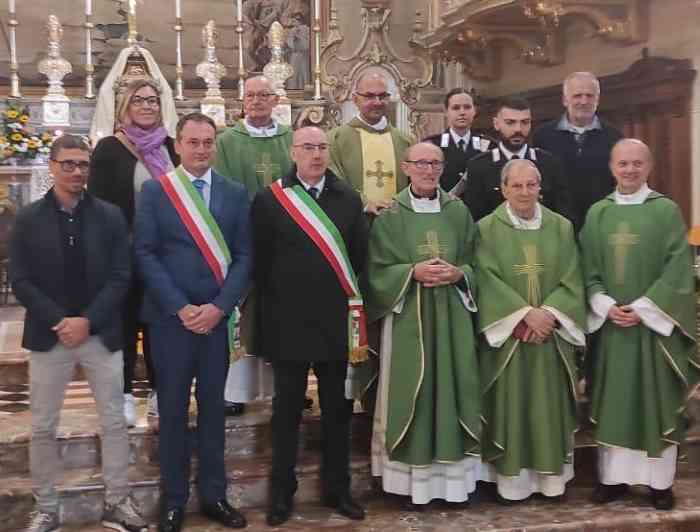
[242,0,312,89]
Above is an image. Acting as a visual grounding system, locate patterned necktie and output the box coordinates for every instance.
[458,139,466,152]
[308,186,319,200]
[193,179,206,201]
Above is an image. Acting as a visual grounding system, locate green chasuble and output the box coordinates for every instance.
[214,121,293,199]
[580,192,698,455]
[367,188,481,465]
[328,118,412,201]
[475,204,585,477]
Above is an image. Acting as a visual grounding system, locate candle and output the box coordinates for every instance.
[175,0,181,19]
[129,0,136,16]
[314,0,319,18]
[237,0,242,22]
[86,0,92,16]
[9,0,15,13]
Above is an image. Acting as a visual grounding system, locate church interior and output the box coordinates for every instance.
[1,0,700,530]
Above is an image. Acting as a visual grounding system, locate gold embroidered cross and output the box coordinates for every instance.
[255,153,281,185]
[513,244,545,305]
[609,221,639,284]
[366,160,393,188]
[417,230,447,259]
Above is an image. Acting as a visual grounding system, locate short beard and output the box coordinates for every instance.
[501,136,526,153]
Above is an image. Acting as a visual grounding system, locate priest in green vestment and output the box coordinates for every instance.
[580,139,698,511]
[475,159,586,502]
[367,142,481,507]
[214,76,289,414]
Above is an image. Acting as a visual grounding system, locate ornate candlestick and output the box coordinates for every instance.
[313,0,322,100]
[196,20,227,126]
[174,3,185,100]
[8,0,21,98]
[235,0,246,99]
[38,15,72,126]
[84,0,95,98]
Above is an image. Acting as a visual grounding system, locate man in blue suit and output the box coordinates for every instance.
[134,113,252,532]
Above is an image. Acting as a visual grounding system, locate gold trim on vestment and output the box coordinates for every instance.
[358,128,397,204]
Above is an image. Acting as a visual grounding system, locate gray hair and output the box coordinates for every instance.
[500,159,541,186]
[563,71,600,97]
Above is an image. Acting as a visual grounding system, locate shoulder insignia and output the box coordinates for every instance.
[440,133,450,148]
[491,148,501,163]
[529,148,537,161]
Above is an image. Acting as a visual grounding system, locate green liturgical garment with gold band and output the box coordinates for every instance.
[580,191,698,456]
[214,120,293,199]
[475,204,585,477]
[366,188,481,466]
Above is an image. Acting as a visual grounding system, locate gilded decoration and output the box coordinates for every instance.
[418,0,648,81]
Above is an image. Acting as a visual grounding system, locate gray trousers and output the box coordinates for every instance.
[30,336,130,513]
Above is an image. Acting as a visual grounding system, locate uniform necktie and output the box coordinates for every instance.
[193,179,206,201]
[458,139,466,152]
[308,186,319,200]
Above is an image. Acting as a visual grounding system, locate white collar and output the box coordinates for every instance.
[499,142,529,160]
[614,183,652,205]
[244,118,278,137]
[356,114,388,132]
[506,202,542,230]
[297,174,326,195]
[450,128,471,146]
[181,165,212,186]
[408,185,441,213]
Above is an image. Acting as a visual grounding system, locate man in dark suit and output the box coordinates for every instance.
[532,71,623,231]
[134,113,252,532]
[423,88,491,195]
[10,134,147,532]
[462,97,573,224]
[252,126,369,526]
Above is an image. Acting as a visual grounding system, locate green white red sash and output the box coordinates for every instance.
[157,166,241,355]
[270,179,368,363]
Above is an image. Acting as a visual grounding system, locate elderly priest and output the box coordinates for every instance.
[475,158,586,503]
[580,138,698,511]
[367,142,481,508]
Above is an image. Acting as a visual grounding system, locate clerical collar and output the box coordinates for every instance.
[356,114,388,132]
[506,202,542,230]
[557,113,602,134]
[244,118,278,137]
[614,183,651,205]
[181,165,212,187]
[499,142,528,160]
[408,185,441,213]
[296,174,326,196]
[450,128,471,146]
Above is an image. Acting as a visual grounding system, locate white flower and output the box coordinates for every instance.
[38,147,50,154]
[7,122,22,130]
[15,144,27,152]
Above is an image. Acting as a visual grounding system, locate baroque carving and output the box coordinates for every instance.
[320,1,433,106]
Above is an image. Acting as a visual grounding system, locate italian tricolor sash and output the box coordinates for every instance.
[157,166,241,357]
[270,179,369,363]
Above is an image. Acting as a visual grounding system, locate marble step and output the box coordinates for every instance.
[1,452,373,531]
[0,404,372,477]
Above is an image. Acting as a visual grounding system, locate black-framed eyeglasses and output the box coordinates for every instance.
[355,92,391,101]
[52,159,90,173]
[406,159,445,170]
[130,96,160,107]
[293,143,330,153]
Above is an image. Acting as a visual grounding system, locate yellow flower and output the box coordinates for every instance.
[19,115,29,124]
[41,132,52,141]
[0,136,7,145]
[10,133,23,142]
[6,110,19,119]
[27,141,39,149]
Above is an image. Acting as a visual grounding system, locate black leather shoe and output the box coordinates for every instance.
[266,498,293,527]
[159,507,184,532]
[591,483,628,504]
[650,488,675,510]
[225,402,246,416]
[201,499,247,528]
[322,494,365,520]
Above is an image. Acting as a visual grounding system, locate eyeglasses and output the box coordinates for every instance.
[293,143,330,153]
[52,159,90,173]
[406,159,445,170]
[130,96,160,107]
[244,92,275,100]
[355,92,391,101]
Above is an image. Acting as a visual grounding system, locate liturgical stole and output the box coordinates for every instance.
[358,128,397,204]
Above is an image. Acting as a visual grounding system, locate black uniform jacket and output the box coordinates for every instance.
[424,129,491,193]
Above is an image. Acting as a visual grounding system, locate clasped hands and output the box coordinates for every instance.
[515,308,557,344]
[364,199,394,216]
[177,303,224,335]
[413,258,463,287]
[607,304,641,328]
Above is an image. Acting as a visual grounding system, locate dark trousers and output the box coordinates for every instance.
[123,281,156,393]
[150,318,229,509]
[270,360,352,502]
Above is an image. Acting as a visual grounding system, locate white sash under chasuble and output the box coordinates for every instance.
[358,128,397,204]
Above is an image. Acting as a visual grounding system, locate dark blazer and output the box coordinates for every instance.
[533,117,622,231]
[251,169,369,362]
[462,145,574,224]
[9,190,131,352]
[423,129,491,193]
[134,170,252,323]
[89,135,179,229]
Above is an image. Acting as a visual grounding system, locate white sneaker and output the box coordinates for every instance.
[146,390,158,417]
[123,393,136,428]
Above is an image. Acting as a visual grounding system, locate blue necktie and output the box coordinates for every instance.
[308,186,319,200]
[193,179,206,203]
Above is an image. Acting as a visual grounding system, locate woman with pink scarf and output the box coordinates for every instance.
[89,79,179,427]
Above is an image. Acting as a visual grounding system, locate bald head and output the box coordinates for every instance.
[291,126,329,183]
[292,126,326,145]
[352,72,390,125]
[354,72,388,94]
[611,138,652,162]
[609,138,653,194]
[501,158,541,186]
[405,142,443,162]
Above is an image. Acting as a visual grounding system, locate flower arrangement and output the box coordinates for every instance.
[0,104,54,164]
